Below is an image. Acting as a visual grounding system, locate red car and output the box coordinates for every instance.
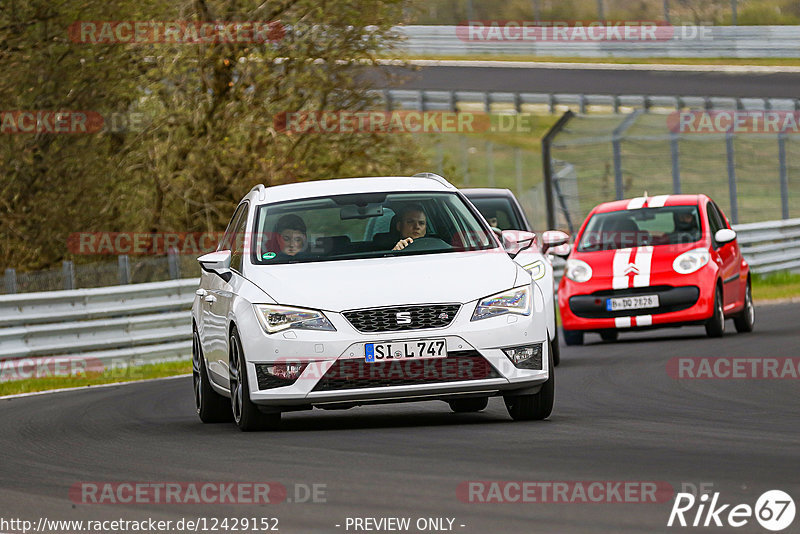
[558,194,755,345]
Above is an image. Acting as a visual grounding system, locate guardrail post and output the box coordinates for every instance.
[168,248,181,280]
[778,130,790,220]
[118,255,131,285]
[726,130,739,224]
[483,92,490,113]
[417,91,425,112]
[384,89,393,111]
[4,268,16,294]
[62,261,75,290]
[514,147,523,196]
[613,95,620,114]
[448,90,456,112]
[549,94,556,114]
[671,133,681,194]
[579,94,586,114]
[513,92,521,113]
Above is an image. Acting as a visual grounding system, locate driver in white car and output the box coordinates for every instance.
[392,204,428,250]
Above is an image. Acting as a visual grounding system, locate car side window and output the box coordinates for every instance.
[219,203,247,252]
[229,204,249,273]
[706,203,723,248]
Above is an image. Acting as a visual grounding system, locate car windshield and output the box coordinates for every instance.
[465,195,526,231]
[578,205,702,251]
[251,191,496,264]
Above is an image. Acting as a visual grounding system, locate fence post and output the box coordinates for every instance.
[670,133,681,194]
[487,140,495,187]
[541,110,575,230]
[118,255,131,285]
[725,130,739,224]
[778,130,790,220]
[612,110,641,200]
[663,0,670,23]
[436,139,444,175]
[4,268,16,294]
[168,248,181,280]
[62,261,75,290]
[460,136,470,186]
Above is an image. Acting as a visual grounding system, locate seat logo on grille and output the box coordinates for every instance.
[396,311,412,324]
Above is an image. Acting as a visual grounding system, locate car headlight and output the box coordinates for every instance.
[523,260,546,281]
[565,259,593,283]
[673,248,710,274]
[471,285,531,321]
[254,304,336,334]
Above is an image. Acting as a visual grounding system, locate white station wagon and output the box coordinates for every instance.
[192,174,554,430]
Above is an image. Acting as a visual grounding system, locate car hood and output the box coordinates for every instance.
[571,242,705,282]
[244,251,519,312]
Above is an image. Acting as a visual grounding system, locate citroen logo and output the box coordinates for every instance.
[622,263,640,276]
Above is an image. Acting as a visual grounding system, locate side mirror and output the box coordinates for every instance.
[715,228,736,245]
[548,243,571,259]
[501,230,537,259]
[198,250,232,280]
[541,230,569,254]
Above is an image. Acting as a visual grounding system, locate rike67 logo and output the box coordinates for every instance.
[668,490,795,531]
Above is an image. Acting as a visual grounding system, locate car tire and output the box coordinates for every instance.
[562,328,584,346]
[705,286,725,338]
[229,327,281,432]
[600,330,619,342]
[733,279,755,333]
[193,329,232,423]
[551,303,561,366]
[448,397,489,413]
[503,348,554,421]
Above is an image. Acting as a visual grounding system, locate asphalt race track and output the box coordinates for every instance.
[373,64,800,98]
[1,302,798,534]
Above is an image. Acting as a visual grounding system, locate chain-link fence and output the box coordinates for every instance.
[548,112,800,233]
[1,253,201,295]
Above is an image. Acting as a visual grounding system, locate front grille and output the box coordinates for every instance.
[343,304,460,333]
[311,351,500,392]
[569,286,700,319]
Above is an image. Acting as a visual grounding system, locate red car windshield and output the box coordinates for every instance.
[577,205,702,252]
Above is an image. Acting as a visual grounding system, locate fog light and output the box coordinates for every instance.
[503,343,543,370]
[254,362,308,390]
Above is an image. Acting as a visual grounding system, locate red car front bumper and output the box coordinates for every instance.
[559,266,718,332]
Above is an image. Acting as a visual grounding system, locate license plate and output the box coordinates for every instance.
[606,295,660,311]
[365,339,447,362]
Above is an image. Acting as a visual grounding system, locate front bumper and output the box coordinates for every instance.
[559,271,717,332]
[235,293,550,407]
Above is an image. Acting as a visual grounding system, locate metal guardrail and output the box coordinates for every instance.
[0,279,198,377]
[550,218,800,281]
[378,89,800,114]
[396,25,800,59]
[0,219,795,377]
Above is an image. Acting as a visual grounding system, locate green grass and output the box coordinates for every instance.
[752,272,800,301]
[0,359,191,397]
